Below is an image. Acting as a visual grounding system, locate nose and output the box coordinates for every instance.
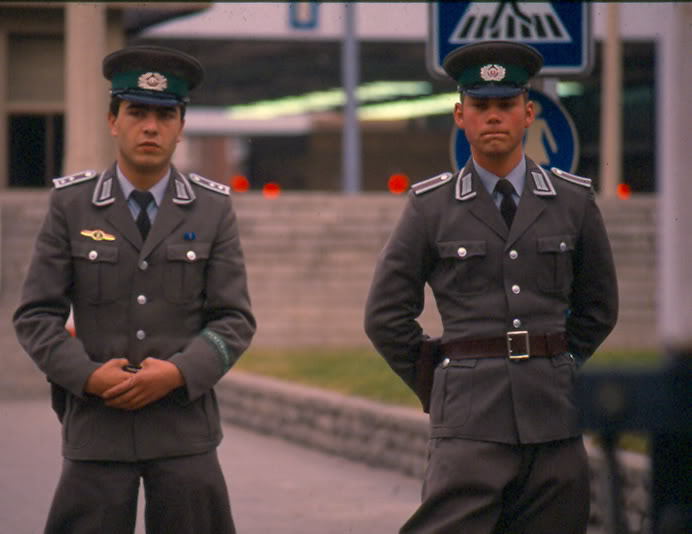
[142,112,159,134]
[486,109,502,123]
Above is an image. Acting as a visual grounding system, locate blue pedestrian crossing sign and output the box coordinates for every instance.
[450,89,580,173]
[289,2,319,30]
[429,2,591,78]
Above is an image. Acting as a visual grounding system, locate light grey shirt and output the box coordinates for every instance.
[116,165,170,225]
[473,156,526,208]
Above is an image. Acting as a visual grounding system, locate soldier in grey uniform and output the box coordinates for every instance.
[364,41,618,534]
[14,46,255,534]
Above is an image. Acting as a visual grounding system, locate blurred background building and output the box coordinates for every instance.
[1,2,689,356]
[0,2,662,194]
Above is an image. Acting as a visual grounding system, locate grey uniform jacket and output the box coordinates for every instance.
[364,158,618,444]
[14,164,256,461]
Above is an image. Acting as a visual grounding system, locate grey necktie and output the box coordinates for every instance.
[495,179,516,228]
[130,190,154,239]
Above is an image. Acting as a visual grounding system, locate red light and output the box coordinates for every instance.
[262,182,281,198]
[388,173,410,194]
[230,175,250,193]
[617,183,632,199]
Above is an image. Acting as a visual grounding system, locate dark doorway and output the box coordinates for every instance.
[9,114,64,187]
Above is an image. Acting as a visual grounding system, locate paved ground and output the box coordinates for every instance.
[0,399,421,534]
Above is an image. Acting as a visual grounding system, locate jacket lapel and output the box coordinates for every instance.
[139,170,189,259]
[505,159,555,249]
[96,166,143,250]
[458,161,508,240]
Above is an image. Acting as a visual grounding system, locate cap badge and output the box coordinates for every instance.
[138,72,168,92]
[80,229,116,241]
[480,64,507,82]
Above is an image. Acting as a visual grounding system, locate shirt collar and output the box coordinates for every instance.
[116,165,170,207]
[473,157,526,197]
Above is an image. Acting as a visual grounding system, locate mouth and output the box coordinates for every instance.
[137,142,161,150]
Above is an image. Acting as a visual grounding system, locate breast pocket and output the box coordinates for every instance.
[436,240,488,295]
[71,241,120,303]
[536,235,576,294]
[163,243,211,303]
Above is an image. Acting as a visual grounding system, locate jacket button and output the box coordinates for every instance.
[511,284,521,294]
[441,357,450,368]
[457,247,467,258]
[560,241,568,252]
[136,330,146,340]
[513,318,522,328]
[137,295,147,305]
[139,260,148,271]
[509,250,518,260]
[186,250,197,261]
[88,250,98,261]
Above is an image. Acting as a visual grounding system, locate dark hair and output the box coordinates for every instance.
[108,96,186,120]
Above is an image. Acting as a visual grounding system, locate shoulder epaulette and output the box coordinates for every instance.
[411,172,453,196]
[551,167,592,188]
[188,173,230,196]
[53,170,98,189]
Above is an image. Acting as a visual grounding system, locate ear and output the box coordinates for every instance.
[177,119,185,143]
[453,102,464,130]
[107,112,118,136]
[524,100,536,128]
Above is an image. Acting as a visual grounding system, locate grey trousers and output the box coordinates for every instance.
[44,449,235,534]
[401,437,590,534]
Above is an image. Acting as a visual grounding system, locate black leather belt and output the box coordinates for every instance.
[440,331,568,361]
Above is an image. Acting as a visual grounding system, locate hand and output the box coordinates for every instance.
[84,358,132,397]
[102,357,185,411]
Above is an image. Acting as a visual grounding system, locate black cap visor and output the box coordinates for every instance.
[113,89,184,108]
[464,84,526,99]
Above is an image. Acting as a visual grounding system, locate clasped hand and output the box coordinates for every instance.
[85,357,185,411]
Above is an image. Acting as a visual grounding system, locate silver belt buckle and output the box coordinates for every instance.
[507,331,530,360]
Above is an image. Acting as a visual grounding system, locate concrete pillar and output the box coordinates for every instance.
[0,32,8,188]
[658,4,692,353]
[64,3,110,174]
[341,2,361,193]
[598,3,622,198]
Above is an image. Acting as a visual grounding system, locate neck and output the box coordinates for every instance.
[118,161,169,191]
[472,150,524,178]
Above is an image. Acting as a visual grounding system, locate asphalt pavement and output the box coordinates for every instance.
[0,399,420,534]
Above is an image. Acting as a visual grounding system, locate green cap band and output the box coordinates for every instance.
[457,64,529,88]
[111,70,189,98]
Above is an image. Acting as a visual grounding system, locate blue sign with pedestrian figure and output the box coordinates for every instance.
[429,2,591,78]
[289,2,319,30]
[450,88,580,173]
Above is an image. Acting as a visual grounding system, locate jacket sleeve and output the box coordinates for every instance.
[169,196,256,401]
[567,190,619,363]
[13,192,101,397]
[364,194,433,390]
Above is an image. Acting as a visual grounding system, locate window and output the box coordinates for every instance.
[9,114,64,187]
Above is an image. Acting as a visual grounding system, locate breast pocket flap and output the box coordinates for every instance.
[70,241,118,263]
[537,235,576,253]
[166,243,211,262]
[437,240,486,261]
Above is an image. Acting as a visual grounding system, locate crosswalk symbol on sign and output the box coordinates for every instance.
[450,2,570,43]
[430,2,591,77]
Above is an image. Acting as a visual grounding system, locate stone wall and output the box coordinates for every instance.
[0,190,655,531]
[231,192,658,351]
[217,371,651,534]
[0,191,659,397]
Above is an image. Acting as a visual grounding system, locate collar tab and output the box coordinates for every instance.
[531,168,557,197]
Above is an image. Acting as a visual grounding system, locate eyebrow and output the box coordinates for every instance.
[126,103,178,113]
